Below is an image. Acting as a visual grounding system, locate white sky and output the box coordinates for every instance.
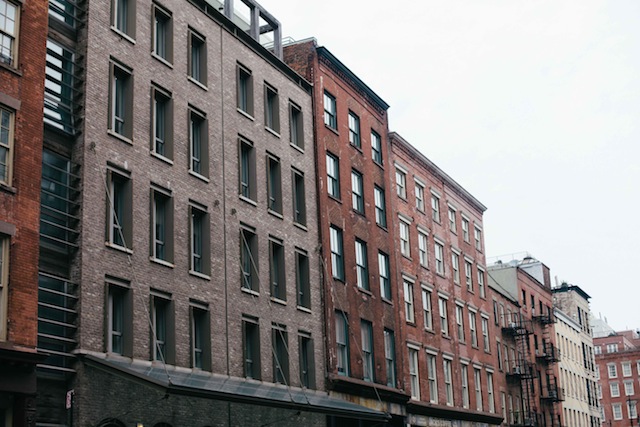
[266,0,640,331]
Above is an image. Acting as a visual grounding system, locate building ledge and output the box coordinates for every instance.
[406,399,504,425]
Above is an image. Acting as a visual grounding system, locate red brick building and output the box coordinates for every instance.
[594,330,640,426]
[489,256,563,426]
[390,132,504,426]
[0,0,48,425]
[284,40,408,426]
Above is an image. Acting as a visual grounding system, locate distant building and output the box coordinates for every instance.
[594,327,640,426]
[0,0,48,424]
[389,132,504,426]
[488,255,563,426]
[552,284,600,427]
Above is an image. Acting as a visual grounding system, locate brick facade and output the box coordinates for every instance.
[0,0,48,425]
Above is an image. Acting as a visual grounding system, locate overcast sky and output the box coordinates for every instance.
[266,0,640,331]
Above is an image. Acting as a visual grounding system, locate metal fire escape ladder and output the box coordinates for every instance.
[536,309,563,427]
[503,312,536,426]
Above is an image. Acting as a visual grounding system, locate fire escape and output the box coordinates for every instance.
[533,309,563,427]
[503,312,538,426]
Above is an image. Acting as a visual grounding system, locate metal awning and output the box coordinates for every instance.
[82,354,389,422]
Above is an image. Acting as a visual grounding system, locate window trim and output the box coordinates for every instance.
[269,236,286,301]
[188,28,207,87]
[0,0,20,68]
[243,316,261,379]
[111,0,136,40]
[323,91,337,129]
[0,106,15,186]
[289,100,304,149]
[106,165,133,251]
[189,106,209,179]
[295,248,310,309]
[151,2,173,65]
[351,169,364,213]
[106,278,133,356]
[266,153,282,215]
[150,185,174,264]
[190,303,211,370]
[237,62,254,117]
[264,82,280,134]
[108,59,134,142]
[371,129,383,165]
[240,224,259,292]
[189,202,210,277]
[329,225,345,281]
[150,83,173,161]
[326,152,340,199]
[374,185,387,228]
[238,136,257,202]
[361,320,374,382]
[292,168,306,226]
[348,111,361,148]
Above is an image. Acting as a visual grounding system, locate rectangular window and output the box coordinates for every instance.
[427,353,438,403]
[243,317,261,379]
[474,367,483,411]
[299,333,315,388]
[461,217,470,242]
[239,137,256,201]
[295,249,310,309]
[151,294,174,363]
[152,3,172,63]
[465,260,473,291]
[109,61,133,140]
[112,0,135,37]
[188,29,206,85]
[240,225,259,291]
[487,371,495,413]
[415,181,425,211]
[151,84,173,159]
[456,304,465,342]
[610,382,620,397]
[266,153,282,213]
[355,239,369,290]
[351,170,364,213]
[452,251,460,284]
[434,241,444,275]
[399,219,410,257]
[348,111,360,148]
[151,186,173,263]
[371,130,382,164]
[408,347,420,399]
[431,194,440,222]
[107,282,132,356]
[613,403,622,420]
[264,83,280,133]
[395,169,406,198]
[624,380,634,396]
[107,168,132,249]
[448,207,457,232]
[323,91,337,129]
[361,320,374,382]
[628,400,638,420]
[461,364,470,408]
[269,237,285,301]
[439,297,449,336]
[289,102,304,148]
[0,107,14,185]
[292,169,306,226]
[189,203,210,276]
[0,237,7,340]
[444,359,453,406]
[272,324,289,384]
[474,226,483,251]
[237,63,253,115]
[418,230,428,267]
[189,107,208,177]
[330,225,345,280]
[422,287,433,330]
[469,311,478,347]
[335,311,349,375]
[482,317,490,351]
[404,279,414,323]
[497,342,503,370]
[384,329,396,387]
[326,152,340,198]
[190,304,211,370]
[478,268,486,298]
[378,251,391,300]
[0,0,18,66]
[622,361,632,376]
[374,186,387,227]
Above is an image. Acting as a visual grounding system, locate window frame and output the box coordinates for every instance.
[434,241,445,275]
[109,60,134,141]
[418,229,429,268]
[106,167,133,250]
[408,346,420,400]
[269,236,286,301]
[266,153,282,214]
[355,239,369,290]
[289,101,304,149]
[188,28,207,86]
[461,363,470,408]
[329,225,345,281]
[0,106,14,185]
[415,181,425,212]
[448,207,457,232]
[240,224,259,292]
[404,278,415,323]
[237,63,254,116]
[326,152,340,199]
[189,203,210,277]
[264,82,280,133]
[431,193,441,223]
[361,320,374,382]
[378,251,391,300]
[189,106,209,178]
[351,169,364,213]
[371,130,382,165]
[455,304,465,342]
[150,292,174,364]
[439,296,449,337]
[295,249,310,309]
[150,185,174,264]
[384,329,396,387]
[395,168,406,199]
[374,185,387,227]
[444,358,454,406]
[461,216,470,242]
[399,218,410,258]
[243,316,261,379]
[348,111,360,148]
[292,168,306,226]
[106,280,133,356]
[151,84,173,160]
[299,332,315,388]
[451,250,460,284]
[112,0,136,39]
[152,2,173,64]
[190,303,211,370]
[272,323,289,384]
[0,236,9,340]
[238,136,257,202]
[335,311,349,376]
[323,91,337,129]
[422,286,433,330]
[0,0,19,67]
[427,352,438,403]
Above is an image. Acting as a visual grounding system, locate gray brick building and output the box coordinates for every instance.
[35,0,385,425]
